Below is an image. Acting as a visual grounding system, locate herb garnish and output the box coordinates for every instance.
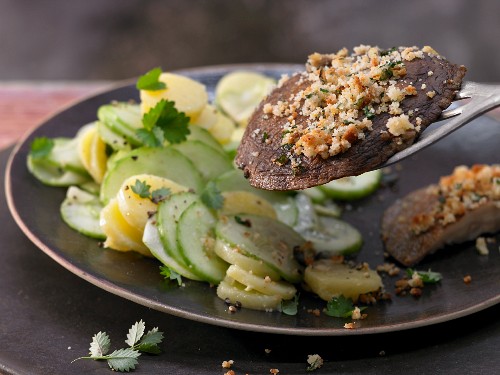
[160,265,182,286]
[406,269,442,284]
[200,181,224,210]
[151,187,171,204]
[363,106,375,120]
[280,294,300,316]
[131,179,151,198]
[136,99,190,147]
[234,215,252,228]
[324,296,366,318]
[29,137,54,160]
[136,67,166,91]
[72,320,164,372]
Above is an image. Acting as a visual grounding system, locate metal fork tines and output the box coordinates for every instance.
[383,81,500,166]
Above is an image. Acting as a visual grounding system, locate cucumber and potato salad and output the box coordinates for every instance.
[28,68,384,314]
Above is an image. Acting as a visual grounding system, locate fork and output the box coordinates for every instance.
[383,81,500,166]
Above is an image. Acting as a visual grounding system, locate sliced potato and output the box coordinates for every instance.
[216,277,282,311]
[220,191,277,219]
[140,72,208,118]
[100,198,151,256]
[78,123,108,183]
[214,239,280,280]
[226,264,296,299]
[208,112,236,145]
[304,260,383,302]
[190,104,218,130]
[116,174,188,231]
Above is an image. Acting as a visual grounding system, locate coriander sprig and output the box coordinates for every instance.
[72,320,164,372]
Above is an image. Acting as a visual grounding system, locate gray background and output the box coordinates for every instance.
[1,0,499,82]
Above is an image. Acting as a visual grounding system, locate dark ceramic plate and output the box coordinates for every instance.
[5,64,500,336]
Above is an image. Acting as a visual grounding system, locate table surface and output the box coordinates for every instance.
[1,82,499,375]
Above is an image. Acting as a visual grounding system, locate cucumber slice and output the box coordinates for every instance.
[60,186,105,240]
[186,126,225,153]
[176,201,228,284]
[157,192,200,268]
[215,71,275,126]
[217,277,282,311]
[171,140,233,181]
[27,156,91,187]
[226,264,296,299]
[215,214,304,283]
[142,217,203,281]
[304,260,383,302]
[301,187,328,203]
[97,103,143,147]
[97,120,130,150]
[320,169,382,200]
[214,239,280,280]
[213,170,298,226]
[100,147,204,203]
[299,216,363,257]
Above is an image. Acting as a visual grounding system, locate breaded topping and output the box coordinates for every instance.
[411,164,500,234]
[265,45,439,160]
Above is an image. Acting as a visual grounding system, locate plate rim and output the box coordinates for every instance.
[5,63,500,336]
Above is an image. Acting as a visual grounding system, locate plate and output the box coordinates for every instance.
[5,64,500,336]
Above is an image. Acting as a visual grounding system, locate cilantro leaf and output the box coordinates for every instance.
[136,127,164,148]
[151,187,171,204]
[125,320,146,347]
[200,181,224,210]
[142,100,166,130]
[106,348,141,372]
[160,265,183,286]
[406,269,442,284]
[30,137,54,160]
[131,180,151,199]
[280,294,299,316]
[89,331,111,357]
[136,67,166,91]
[325,296,366,318]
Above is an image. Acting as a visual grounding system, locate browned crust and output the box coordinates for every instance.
[235,55,467,191]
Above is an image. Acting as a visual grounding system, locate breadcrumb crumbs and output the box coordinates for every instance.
[463,275,472,284]
[475,237,489,255]
[270,369,280,374]
[222,360,234,369]
[306,354,324,371]
[344,322,356,329]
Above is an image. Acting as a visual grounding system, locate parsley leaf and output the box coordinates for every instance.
[324,296,366,318]
[200,181,224,210]
[73,321,164,372]
[151,187,171,204]
[136,67,166,91]
[280,294,299,316]
[406,269,442,284]
[131,179,151,198]
[160,265,182,286]
[30,137,54,160]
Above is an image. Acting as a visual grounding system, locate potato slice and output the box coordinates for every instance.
[78,123,108,183]
[208,112,236,145]
[190,104,218,130]
[116,174,188,231]
[304,260,382,302]
[100,198,151,256]
[226,264,296,299]
[140,72,208,118]
[217,277,281,311]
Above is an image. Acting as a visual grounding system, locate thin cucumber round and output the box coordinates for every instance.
[60,186,105,239]
[215,214,304,283]
[97,103,143,147]
[100,147,204,203]
[320,169,382,200]
[142,217,203,281]
[157,192,199,269]
[176,201,228,284]
[27,156,91,187]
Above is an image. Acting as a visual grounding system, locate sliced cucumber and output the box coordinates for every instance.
[213,170,298,226]
[301,187,328,203]
[97,103,143,147]
[217,277,282,311]
[320,169,382,200]
[304,260,382,302]
[186,125,226,153]
[142,217,203,281]
[157,192,200,268]
[100,147,204,203]
[60,186,105,240]
[226,264,296,299]
[97,120,130,150]
[215,71,275,126]
[215,214,304,283]
[27,156,91,187]
[176,201,228,284]
[299,216,363,257]
[171,140,233,181]
[214,239,280,280]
